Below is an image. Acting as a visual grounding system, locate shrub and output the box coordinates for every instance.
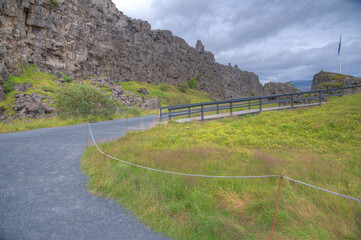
[54,84,116,116]
[188,77,198,89]
[322,82,330,89]
[63,75,72,83]
[179,82,188,93]
[49,0,58,8]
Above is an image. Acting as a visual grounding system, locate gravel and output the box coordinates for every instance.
[0,115,170,240]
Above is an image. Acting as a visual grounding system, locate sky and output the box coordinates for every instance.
[112,0,361,83]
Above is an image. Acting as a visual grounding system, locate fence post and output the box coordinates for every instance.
[248,100,251,110]
[201,104,204,121]
[319,90,322,105]
[353,86,356,94]
[270,172,283,240]
[278,97,281,107]
[188,107,191,118]
[86,121,89,147]
[97,154,106,192]
[217,103,219,114]
[291,93,294,109]
[126,118,128,133]
[341,88,344,96]
[169,109,172,120]
[259,98,262,112]
[159,108,162,122]
[230,101,233,116]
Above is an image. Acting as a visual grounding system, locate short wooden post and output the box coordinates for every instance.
[159,108,162,121]
[217,104,219,114]
[230,101,233,116]
[169,109,172,120]
[188,107,191,118]
[353,86,356,94]
[341,88,344,96]
[248,100,251,110]
[126,118,128,133]
[319,91,323,105]
[201,104,204,121]
[97,155,106,192]
[86,122,89,147]
[278,97,281,107]
[270,172,283,240]
[259,98,262,112]
[291,94,294,109]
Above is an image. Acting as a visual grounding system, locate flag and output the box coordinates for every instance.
[338,35,342,55]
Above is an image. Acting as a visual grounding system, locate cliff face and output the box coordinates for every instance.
[0,0,263,99]
[311,71,361,91]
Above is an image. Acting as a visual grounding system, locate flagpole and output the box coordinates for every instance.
[338,35,342,74]
[339,35,342,74]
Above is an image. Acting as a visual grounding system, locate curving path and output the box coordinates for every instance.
[0,115,169,240]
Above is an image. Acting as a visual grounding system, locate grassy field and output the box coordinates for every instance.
[0,66,215,133]
[82,93,361,239]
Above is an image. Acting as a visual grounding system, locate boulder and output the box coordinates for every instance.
[137,88,149,95]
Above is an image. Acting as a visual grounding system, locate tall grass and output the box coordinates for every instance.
[82,93,361,239]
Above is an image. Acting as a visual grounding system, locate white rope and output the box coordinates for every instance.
[284,177,361,202]
[87,123,361,202]
[87,123,280,179]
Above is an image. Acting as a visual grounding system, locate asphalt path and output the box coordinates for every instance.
[0,115,169,240]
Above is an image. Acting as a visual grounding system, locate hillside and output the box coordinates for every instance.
[0,0,262,99]
[0,65,215,132]
[82,93,361,239]
[288,80,312,91]
[311,71,361,91]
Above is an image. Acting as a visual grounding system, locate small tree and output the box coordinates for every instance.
[188,77,198,89]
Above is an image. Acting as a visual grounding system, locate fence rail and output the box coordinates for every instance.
[159,85,361,121]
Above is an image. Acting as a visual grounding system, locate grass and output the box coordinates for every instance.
[82,93,361,239]
[119,81,217,106]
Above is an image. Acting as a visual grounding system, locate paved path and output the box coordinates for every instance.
[0,115,169,240]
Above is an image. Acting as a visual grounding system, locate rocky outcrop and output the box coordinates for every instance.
[0,0,262,99]
[311,71,361,91]
[91,77,160,109]
[14,91,55,119]
[263,82,301,96]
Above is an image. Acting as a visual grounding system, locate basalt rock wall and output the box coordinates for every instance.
[0,0,263,99]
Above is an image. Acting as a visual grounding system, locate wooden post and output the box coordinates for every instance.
[230,101,233,116]
[217,103,219,114]
[97,155,106,192]
[259,98,262,112]
[159,108,162,121]
[278,97,281,107]
[126,118,128,133]
[188,107,191,118]
[86,122,89,147]
[201,104,204,121]
[270,172,283,240]
[319,91,323,106]
[249,100,251,110]
[291,94,294,109]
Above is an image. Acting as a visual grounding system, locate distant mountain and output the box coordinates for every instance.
[288,80,313,91]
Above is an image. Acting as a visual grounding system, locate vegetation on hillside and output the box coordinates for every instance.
[82,93,361,239]
[0,66,215,133]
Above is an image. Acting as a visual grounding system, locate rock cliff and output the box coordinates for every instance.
[263,82,301,96]
[0,0,263,99]
[311,71,361,91]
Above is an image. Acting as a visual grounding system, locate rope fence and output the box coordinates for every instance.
[86,121,361,239]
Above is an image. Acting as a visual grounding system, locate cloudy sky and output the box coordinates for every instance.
[113,0,361,83]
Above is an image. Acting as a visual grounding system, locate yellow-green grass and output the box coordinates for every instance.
[119,81,217,106]
[82,93,361,239]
